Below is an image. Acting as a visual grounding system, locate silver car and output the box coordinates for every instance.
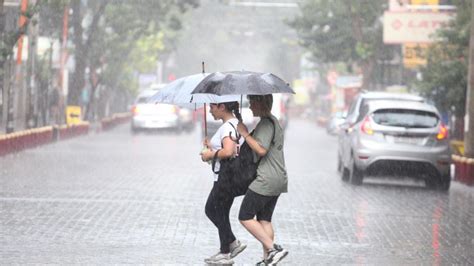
[338,100,451,190]
[345,91,425,126]
[326,111,346,135]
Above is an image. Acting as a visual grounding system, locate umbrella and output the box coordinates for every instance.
[147,72,240,137]
[148,73,240,106]
[190,71,295,96]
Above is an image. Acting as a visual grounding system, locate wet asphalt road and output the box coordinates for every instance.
[1,118,473,265]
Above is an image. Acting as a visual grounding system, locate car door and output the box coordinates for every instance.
[338,97,360,168]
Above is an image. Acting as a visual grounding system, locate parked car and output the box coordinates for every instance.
[326,111,346,135]
[178,107,195,132]
[345,91,425,126]
[337,100,451,190]
[130,89,183,133]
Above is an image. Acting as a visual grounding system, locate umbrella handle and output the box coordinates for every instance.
[240,95,243,114]
[204,103,207,138]
[202,62,207,138]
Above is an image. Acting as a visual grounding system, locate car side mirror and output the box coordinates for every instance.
[340,123,349,130]
[340,122,354,133]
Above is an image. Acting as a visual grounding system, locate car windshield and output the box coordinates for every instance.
[372,109,439,128]
[136,96,149,104]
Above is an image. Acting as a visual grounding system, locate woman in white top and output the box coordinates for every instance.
[199,101,247,264]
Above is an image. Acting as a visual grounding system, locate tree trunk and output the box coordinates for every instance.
[361,60,375,90]
[26,1,39,128]
[69,0,85,106]
[347,2,373,89]
[69,0,107,106]
[465,0,474,157]
[0,0,5,126]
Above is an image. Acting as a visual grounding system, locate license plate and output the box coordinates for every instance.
[394,136,422,145]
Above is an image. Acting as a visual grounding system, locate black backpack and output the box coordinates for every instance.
[212,118,275,197]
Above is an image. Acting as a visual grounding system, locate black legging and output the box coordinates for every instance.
[205,182,236,253]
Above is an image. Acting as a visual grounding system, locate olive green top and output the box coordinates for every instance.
[248,115,288,196]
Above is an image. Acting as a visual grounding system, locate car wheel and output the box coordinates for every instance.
[438,176,451,191]
[349,159,363,185]
[131,126,139,134]
[426,175,450,191]
[337,154,342,173]
[338,155,349,182]
[171,122,182,134]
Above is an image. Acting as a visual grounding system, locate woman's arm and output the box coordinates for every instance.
[200,137,235,161]
[243,133,268,157]
[237,122,268,157]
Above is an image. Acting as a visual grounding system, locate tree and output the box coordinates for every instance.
[1,0,44,132]
[288,0,389,89]
[69,0,107,107]
[416,0,471,139]
[69,0,198,118]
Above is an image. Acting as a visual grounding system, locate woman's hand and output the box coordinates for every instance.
[200,148,214,162]
[237,122,249,138]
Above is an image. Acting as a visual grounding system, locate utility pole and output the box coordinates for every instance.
[0,0,5,127]
[58,4,69,125]
[466,1,474,158]
[6,0,28,133]
[26,0,38,128]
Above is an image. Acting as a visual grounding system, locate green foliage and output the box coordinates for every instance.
[90,0,198,93]
[66,0,198,107]
[289,0,386,65]
[130,33,166,73]
[1,0,67,62]
[289,0,354,63]
[416,0,471,117]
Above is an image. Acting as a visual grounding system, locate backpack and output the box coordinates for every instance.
[212,117,275,197]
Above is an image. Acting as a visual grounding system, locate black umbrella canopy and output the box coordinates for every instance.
[191,71,295,96]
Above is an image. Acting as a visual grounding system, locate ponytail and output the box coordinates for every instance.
[233,105,242,123]
[222,101,242,123]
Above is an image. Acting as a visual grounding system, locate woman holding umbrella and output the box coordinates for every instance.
[236,94,289,265]
[199,101,247,264]
[191,70,293,264]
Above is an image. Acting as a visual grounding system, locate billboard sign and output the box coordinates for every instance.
[384,12,453,44]
[403,43,429,68]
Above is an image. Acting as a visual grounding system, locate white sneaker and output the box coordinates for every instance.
[204,252,234,265]
[229,240,247,258]
[265,244,289,265]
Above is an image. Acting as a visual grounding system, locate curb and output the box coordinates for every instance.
[0,112,131,157]
[452,155,474,186]
[100,113,132,131]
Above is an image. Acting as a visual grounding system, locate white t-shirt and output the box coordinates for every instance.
[210,118,244,181]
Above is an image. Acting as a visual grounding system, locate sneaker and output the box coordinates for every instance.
[265,244,288,265]
[255,259,266,266]
[204,252,234,265]
[204,251,220,263]
[229,240,247,258]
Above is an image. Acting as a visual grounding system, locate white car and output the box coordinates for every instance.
[131,89,183,133]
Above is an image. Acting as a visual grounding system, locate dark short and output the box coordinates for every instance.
[238,189,279,222]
